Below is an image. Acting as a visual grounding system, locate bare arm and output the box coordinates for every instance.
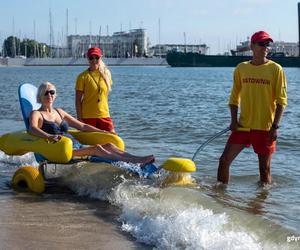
[272,104,284,127]
[58,108,109,133]
[229,104,239,131]
[269,104,285,141]
[75,90,84,120]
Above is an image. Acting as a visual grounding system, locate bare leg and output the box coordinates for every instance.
[102,143,155,163]
[217,143,245,184]
[258,154,272,184]
[72,144,154,166]
[72,146,104,157]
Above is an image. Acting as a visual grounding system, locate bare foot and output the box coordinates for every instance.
[146,155,155,163]
[139,155,155,168]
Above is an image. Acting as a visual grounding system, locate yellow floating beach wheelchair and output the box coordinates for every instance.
[0,84,196,193]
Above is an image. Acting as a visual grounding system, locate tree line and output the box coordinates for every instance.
[1,36,50,58]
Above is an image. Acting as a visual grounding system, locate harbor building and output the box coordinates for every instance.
[67,29,149,58]
[149,44,209,57]
[232,39,299,57]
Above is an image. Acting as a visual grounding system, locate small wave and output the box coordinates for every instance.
[61,161,158,200]
[0,151,37,170]
[110,184,264,250]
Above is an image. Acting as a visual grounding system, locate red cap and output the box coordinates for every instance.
[251,31,273,43]
[87,47,102,57]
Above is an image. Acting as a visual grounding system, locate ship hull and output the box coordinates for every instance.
[166,52,300,67]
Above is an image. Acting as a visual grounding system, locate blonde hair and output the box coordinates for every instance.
[37,82,56,103]
[99,60,112,91]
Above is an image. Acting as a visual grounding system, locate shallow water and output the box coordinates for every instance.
[0,66,299,249]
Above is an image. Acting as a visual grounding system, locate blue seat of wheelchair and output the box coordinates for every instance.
[18,83,41,130]
[18,83,45,162]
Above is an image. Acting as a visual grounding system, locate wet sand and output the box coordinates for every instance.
[0,185,150,250]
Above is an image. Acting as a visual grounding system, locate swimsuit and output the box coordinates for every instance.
[40,109,82,150]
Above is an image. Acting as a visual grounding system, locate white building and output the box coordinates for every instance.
[67,29,149,58]
[272,41,298,56]
[233,39,299,57]
[149,44,209,57]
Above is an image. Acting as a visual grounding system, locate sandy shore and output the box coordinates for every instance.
[0,187,150,250]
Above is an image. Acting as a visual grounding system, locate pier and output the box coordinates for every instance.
[0,57,167,67]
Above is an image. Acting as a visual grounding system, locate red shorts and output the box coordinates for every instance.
[228,130,276,155]
[82,117,115,132]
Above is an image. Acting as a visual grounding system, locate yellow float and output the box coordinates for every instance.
[12,166,45,193]
[0,130,124,164]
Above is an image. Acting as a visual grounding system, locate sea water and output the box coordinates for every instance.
[0,66,299,249]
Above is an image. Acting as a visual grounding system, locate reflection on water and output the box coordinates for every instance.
[246,188,269,215]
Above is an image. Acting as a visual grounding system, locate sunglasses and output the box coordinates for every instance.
[257,41,271,47]
[89,56,100,61]
[44,90,56,96]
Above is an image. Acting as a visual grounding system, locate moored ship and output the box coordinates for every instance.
[166,51,300,68]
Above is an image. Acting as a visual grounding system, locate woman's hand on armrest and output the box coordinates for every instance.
[46,134,61,143]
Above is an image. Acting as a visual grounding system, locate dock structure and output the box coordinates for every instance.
[0,57,167,66]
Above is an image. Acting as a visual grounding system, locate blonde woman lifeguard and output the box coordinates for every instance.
[75,47,115,132]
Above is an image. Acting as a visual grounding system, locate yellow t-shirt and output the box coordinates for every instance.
[229,60,288,131]
[76,69,112,118]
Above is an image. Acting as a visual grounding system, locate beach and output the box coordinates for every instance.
[0,65,299,249]
[0,189,150,250]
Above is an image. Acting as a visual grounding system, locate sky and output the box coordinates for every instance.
[0,0,299,54]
